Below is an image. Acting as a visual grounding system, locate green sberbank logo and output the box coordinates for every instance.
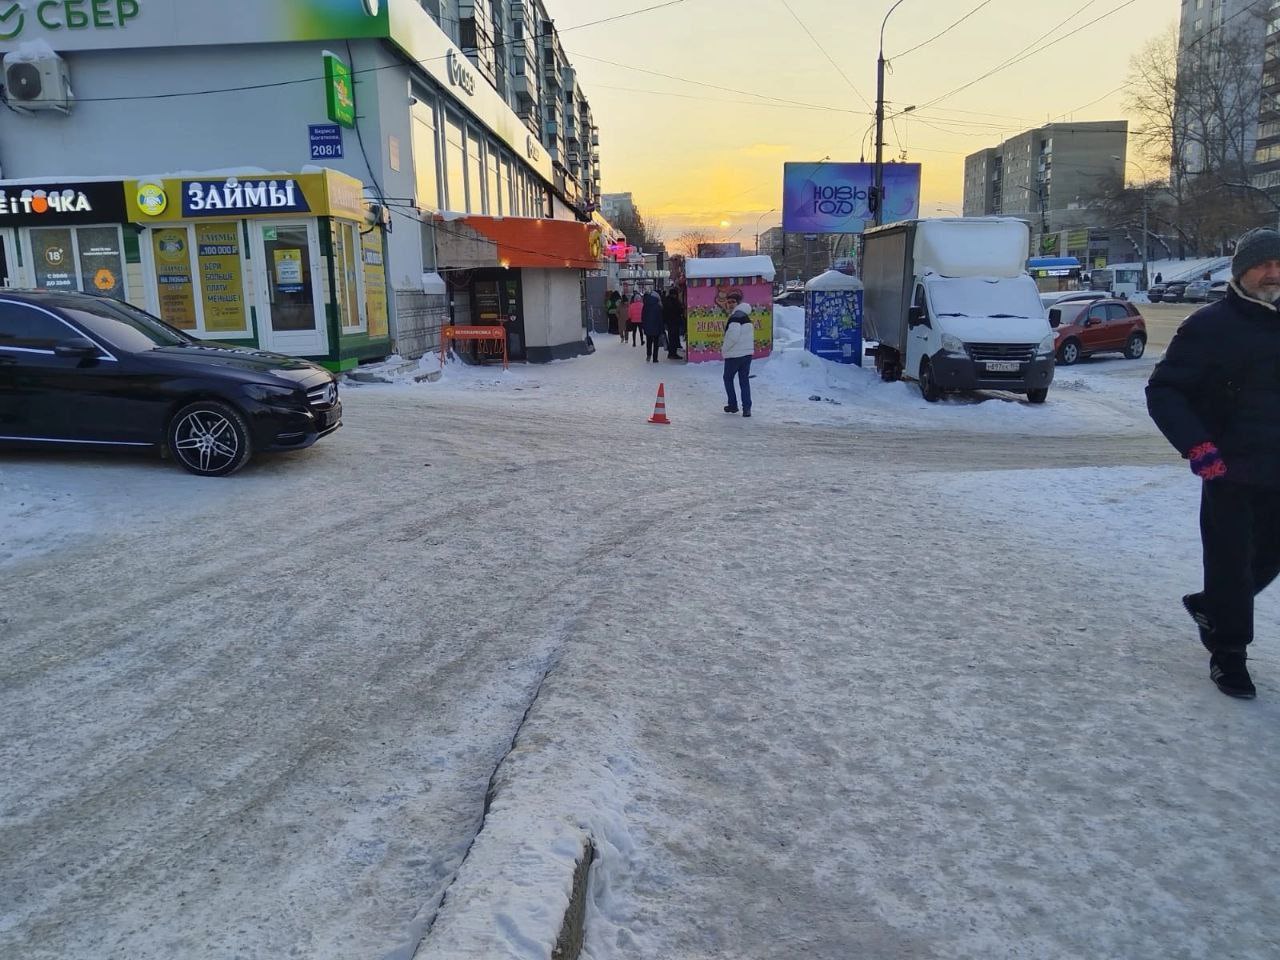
[0,0,141,41]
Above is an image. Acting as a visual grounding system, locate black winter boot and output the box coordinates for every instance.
[1210,648,1256,699]
[1182,593,1215,652]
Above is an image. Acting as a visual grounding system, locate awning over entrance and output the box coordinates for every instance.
[435,215,600,270]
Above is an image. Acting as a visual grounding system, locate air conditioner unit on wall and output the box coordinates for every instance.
[3,50,73,114]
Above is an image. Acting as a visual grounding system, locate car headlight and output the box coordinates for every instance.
[1036,333,1056,355]
[244,383,302,404]
[940,333,967,355]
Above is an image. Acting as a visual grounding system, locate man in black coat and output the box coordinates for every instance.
[663,287,686,359]
[1147,227,1280,698]
[641,289,665,363]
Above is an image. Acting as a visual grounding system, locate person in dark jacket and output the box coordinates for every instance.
[641,288,665,362]
[606,290,621,336]
[663,287,686,359]
[1147,227,1280,699]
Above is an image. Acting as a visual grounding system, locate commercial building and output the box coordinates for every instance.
[962,121,1127,258]
[0,0,604,366]
[1253,2,1280,197]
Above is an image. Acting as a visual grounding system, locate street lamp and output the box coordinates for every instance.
[1114,155,1150,291]
[874,0,910,227]
[754,208,776,256]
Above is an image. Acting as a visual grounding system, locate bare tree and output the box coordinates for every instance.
[609,204,663,252]
[670,229,714,258]
[1124,16,1266,254]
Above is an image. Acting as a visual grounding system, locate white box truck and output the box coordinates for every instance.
[862,218,1055,403]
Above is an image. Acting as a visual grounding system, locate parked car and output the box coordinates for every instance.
[1183,278,1219,302]
[0,290,342,476]
[1048,297,1148,365]
[1039,290,1107,310]
[1207,279,1228,301]
[1149,279,1189,303]
[773,289,805,307]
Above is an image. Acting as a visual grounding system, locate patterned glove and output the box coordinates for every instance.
[1189,441,1227,480]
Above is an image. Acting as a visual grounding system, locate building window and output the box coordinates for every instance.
[466,126,485,214]
[444,113,467,213]
[333,221,366,333]
[487,147,502,216]
[411,99,440,212]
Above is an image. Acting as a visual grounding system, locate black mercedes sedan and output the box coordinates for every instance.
[0,290,342,476]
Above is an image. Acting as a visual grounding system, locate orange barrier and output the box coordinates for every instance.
[440,325,509,370]
[648,382,671,425]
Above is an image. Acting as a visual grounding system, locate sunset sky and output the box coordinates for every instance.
[548,0,1179,240]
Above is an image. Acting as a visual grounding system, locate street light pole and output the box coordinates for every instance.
[1115,155,1149,291]
[874,0,909,228]
[754,208,775,256]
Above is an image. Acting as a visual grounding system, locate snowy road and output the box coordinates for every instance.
[3,322,1279,959]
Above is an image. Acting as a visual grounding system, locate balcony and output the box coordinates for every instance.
[511,73,536,106]
[590,129,599,147]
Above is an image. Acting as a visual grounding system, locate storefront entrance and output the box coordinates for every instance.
[250,221,327,357]
[470,269,525,362]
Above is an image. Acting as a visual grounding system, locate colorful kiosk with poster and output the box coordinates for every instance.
[124,169,390,372]
[683,255,776,363]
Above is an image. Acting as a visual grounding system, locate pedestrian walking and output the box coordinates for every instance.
[626,293,644,347]
[720,291,755,417]
[606,290,621,336]
[1146,227,1280,699]
[663,286,685,359]
[1154,272,1163,284]
[642,288,665,363]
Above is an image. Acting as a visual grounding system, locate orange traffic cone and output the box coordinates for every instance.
[648,382,672,425]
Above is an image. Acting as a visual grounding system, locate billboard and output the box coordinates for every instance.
[782,162,921,234]
[696,242,742,258]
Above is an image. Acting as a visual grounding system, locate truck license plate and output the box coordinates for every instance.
[985,361,1020,372]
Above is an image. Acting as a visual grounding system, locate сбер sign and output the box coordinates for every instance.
[182,178,312,216]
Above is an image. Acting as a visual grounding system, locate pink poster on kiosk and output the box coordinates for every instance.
[683,256,775,363]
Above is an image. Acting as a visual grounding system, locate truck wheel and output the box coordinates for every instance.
[1027,388,1048,404]
[1057,339,1081,365]
[919,359,942,402]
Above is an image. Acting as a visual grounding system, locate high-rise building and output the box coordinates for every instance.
[962,122,1127,234]
[1253,3,1280,196]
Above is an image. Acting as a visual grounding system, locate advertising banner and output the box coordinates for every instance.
[152,227,198,329]
[0,182,127,226]
[195,222,248,333]
[782,162,921,234]
[30,227,76,290]
[685,280,773,364]
[126,170,368,223]
[362,228,388,339]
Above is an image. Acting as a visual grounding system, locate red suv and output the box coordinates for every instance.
[1049,298,1147,365]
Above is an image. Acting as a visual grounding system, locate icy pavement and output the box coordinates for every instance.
[3,312,1278,960]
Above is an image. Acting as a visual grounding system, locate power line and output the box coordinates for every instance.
[568,52,858,113]
[776,0,874,111]
[55,0,694,104]
[892,0,999,59]
[916,0,1140,113]
[591,82,859,112]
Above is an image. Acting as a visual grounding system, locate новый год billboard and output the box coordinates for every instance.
[782,162,921,234]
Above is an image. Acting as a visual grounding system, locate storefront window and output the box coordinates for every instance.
[411,100,440,212]
[151,226,199,330]
[333,221,365,333]
[194,222,249,334]
[28,225,127,299]
[30,227,77,291]
[444,113,466,213]
[501,158,515,218]
[466,127,485,214]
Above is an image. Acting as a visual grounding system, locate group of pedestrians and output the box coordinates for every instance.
[606,287,687,362]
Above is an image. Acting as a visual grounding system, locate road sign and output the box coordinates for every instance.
[308,124,344,161]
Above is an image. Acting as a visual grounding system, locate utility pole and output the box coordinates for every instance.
[873,0,908,228]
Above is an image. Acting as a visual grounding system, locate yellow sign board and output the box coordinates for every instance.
[195,222,248,333]
[124,169,371,223]
[363,228,388,339]
[152,227,198,329]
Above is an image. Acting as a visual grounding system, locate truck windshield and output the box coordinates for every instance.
[925,276,1044,320]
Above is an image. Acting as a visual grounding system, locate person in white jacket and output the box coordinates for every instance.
[721,292,756,417]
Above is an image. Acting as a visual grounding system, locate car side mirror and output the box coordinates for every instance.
[907,305,929,328]
[53,338,102,360]
[1048,308,1061,328]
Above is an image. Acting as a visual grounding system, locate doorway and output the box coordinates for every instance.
[251,221,327,356]
[469,269,525,362]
